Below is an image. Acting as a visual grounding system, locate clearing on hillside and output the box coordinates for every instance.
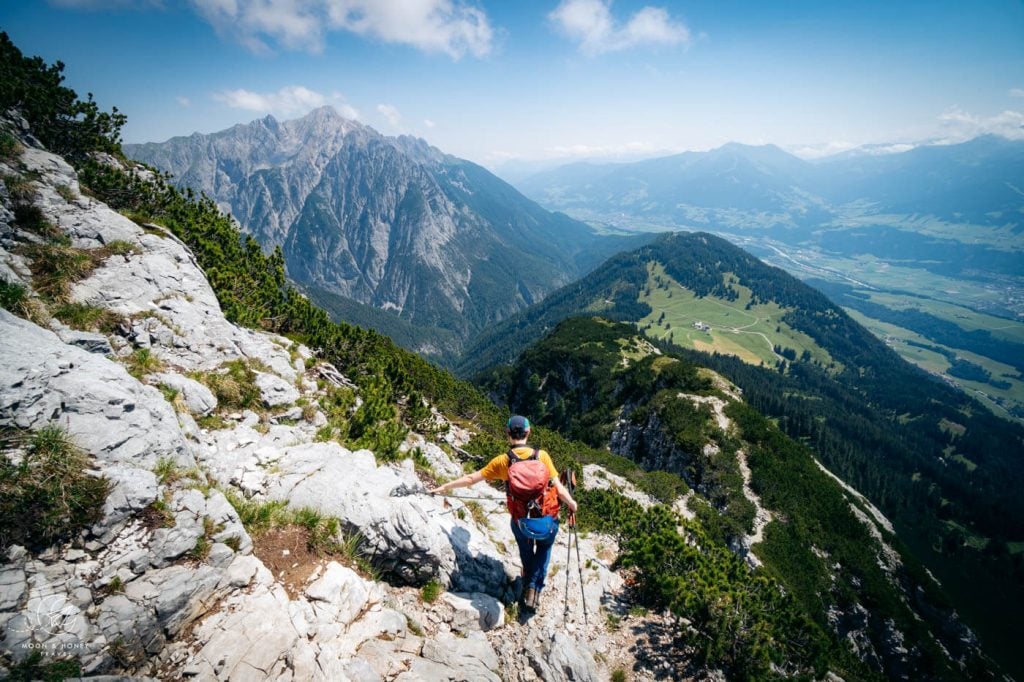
[637,263,839,371]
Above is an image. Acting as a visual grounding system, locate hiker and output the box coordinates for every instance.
[429,415,578,611]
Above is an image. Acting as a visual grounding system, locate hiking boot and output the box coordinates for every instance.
[522,587,537,611]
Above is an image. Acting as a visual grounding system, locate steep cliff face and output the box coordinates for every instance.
[0,123,647,681]
[125,108,608,344]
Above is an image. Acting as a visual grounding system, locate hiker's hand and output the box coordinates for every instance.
[566,498,578,514]
[428,485,445,495]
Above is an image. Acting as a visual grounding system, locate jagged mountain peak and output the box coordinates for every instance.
[125,112,633,356]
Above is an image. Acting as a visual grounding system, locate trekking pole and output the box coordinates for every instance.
[571,515,588,625]
[564,517,573,621]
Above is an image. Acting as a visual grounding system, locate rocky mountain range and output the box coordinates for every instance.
[125,108,643,355]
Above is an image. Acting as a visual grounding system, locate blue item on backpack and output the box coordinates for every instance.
[515,515,558,542]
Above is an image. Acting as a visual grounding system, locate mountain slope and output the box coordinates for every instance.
[514,138,1024,418]
[482,316,996,680]
[125,109,642,353]
[812,134,1024,224]
[462,232,1024,677]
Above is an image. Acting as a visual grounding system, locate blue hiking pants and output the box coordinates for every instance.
[511,518,558,593]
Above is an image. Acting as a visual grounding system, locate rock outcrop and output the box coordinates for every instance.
[0,120,640,681]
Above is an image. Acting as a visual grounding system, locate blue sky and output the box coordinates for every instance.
[2,1,1023,169]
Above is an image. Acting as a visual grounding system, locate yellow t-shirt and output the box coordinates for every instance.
[480,446,558,482]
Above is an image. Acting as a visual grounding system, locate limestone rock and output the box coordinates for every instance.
[0,310,190,470]
[152,372,217,416]
[254,371,299,408]
[53,326,114,355]
[0,566,27,611]
[96,594,163,657]
[304,562,378,629]
[526,630,601,682]
[422,632,501,682]
[96,466,159,537]
[443,592,505,632]
[262,442,514,595]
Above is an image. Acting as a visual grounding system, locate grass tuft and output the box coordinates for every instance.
[2,171,32,201]
[0,278,28,315]
[51,302,121,333]
[420,578,443,604]
[193,360,260,410]
[19,241,95,303]
[0,131,20,160]
[55,184,77,202]
[0,426,110,553]
[14,204,61,239]
[124,347,163,379]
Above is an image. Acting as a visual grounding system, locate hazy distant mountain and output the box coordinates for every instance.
[515,142,827,229]
[125,107,642,352]
[812,135,1024,224]
[516,136,1024,232]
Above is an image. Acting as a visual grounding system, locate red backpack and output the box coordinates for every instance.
[506,448,560,520]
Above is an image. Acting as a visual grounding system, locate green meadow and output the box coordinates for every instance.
[637,263,838,370]
[846,309,1024,422]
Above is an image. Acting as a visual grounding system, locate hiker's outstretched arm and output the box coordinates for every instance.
[430,471,485,495]
[554,479,578,513]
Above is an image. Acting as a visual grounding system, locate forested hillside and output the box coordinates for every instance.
[482,316,999,680]
[464,232,1024,677]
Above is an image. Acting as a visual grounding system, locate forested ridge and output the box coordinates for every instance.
[462,231,1024,676]
[484,316,997,679]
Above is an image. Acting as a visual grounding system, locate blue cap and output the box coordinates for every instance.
[506,415,530,434]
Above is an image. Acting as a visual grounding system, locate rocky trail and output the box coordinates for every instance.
[0,119,690,681]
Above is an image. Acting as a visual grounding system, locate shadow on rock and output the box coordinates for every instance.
[443,525,511,600]
[629,617,703,681]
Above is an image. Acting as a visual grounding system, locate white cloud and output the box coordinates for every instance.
[190,0,325,53]
[376,103,403,128]
[549,0,689,55]
[788,141,918,160]
[937,106,1024,142]
[47,0,163,9]
[327,0,493,59]
[214,85,329,115]
[423,119,436,128]
[187,0,492,57]
[176,96,191,108]
[547,140,657,157]
[1010,88,1024,98]
[337,103,361,120]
